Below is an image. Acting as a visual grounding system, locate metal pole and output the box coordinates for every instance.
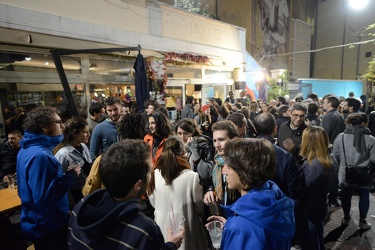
[355,36,361,79]
[340,2,347,80]
[50,49,79,117]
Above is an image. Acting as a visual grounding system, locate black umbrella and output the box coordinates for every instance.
[134,53,150,112]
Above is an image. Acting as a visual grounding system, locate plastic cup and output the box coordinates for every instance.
[169,212,185,235]
[207,220,223,249]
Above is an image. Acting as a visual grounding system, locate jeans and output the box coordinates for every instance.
[295,201,327,250]
[341,186,370,220]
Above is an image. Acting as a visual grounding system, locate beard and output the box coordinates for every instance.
[110,114,120,121]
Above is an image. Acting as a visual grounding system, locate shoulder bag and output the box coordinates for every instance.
[342,135,375,186]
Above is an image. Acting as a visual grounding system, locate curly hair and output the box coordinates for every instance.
[119,113,145,139]
[147,112,171,138]
[23,106,57,134]
[100,139,150,198]
[224,138,276,191]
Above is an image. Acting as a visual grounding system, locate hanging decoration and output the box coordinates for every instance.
[164,52,210,66]
[145,56,167,102]
[145,52,211,103]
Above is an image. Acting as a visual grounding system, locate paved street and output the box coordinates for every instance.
[323,192,375,250]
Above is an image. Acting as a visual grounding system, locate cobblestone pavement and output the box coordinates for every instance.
[323,193,375,250]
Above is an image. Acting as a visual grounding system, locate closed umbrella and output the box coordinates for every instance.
[134,53,150,112]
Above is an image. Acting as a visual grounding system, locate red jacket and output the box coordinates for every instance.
[143,134,167,167]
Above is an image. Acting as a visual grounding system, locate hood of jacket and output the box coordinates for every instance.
[20,130,63,149]
[70,189,142,244]
[224,180,295,242]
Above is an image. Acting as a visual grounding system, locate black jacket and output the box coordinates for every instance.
[0,142,19,179]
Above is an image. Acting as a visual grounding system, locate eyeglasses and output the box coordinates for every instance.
[291,114,305,119]
[53,120,64,125]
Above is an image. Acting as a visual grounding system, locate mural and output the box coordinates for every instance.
[256,0,289,70]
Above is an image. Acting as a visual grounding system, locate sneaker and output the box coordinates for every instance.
[359,220,371,230]
[342,217,350,226]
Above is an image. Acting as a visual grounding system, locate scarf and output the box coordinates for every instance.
[212,155,225,202]
[344,124,371,152]
[175,155,191,170]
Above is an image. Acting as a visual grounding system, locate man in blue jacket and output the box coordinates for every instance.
[17,106,81,249]
[90,96,123,160]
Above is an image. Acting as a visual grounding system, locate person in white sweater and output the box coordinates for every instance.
[148,136,207,250]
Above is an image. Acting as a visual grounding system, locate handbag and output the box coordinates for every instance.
[342,135,375,186]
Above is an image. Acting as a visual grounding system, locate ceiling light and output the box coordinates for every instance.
[25,57,32,61]
[45,62,49,66]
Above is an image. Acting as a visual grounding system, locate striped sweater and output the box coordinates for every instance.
[69,189,176,250]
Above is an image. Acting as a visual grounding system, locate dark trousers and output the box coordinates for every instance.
[341,186,370,219]
[295,201,327,250]
[328,178,339,204]
[33,226,68,250]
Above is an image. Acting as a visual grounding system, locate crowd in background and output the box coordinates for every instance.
[1,89,375,250]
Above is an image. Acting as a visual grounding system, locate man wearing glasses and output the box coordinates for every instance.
[277,102,308,157]
[16,106,81,249]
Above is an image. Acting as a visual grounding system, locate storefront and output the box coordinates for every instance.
[0,0,251,137]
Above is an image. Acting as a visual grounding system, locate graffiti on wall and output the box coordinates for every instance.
[257,0,289,70]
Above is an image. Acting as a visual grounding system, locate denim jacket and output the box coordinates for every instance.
[55,144,92,189]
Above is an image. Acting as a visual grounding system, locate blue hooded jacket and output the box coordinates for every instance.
[16,131,78,240]
[221,180,295,250]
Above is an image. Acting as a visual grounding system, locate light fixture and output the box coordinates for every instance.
[254,70,265,82]
[45,62,49,66]
[94,92,98,97]
[25,57,32,61]
[101,93,105,97]
[348,0,368,10]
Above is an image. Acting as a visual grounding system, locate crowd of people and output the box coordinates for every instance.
[1,90,375,250]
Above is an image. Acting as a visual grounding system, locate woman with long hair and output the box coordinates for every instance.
[175,118,214,182]
[144,111,171,167]
[195,104,213,138]
[53,117,92,206]
[217,105,230,121]
[296,126,338,249]
[148,136,207,250]
[333,113,375,230]
[193,103,201,118]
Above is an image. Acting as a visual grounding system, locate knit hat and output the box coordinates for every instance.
[202,104,210,112]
